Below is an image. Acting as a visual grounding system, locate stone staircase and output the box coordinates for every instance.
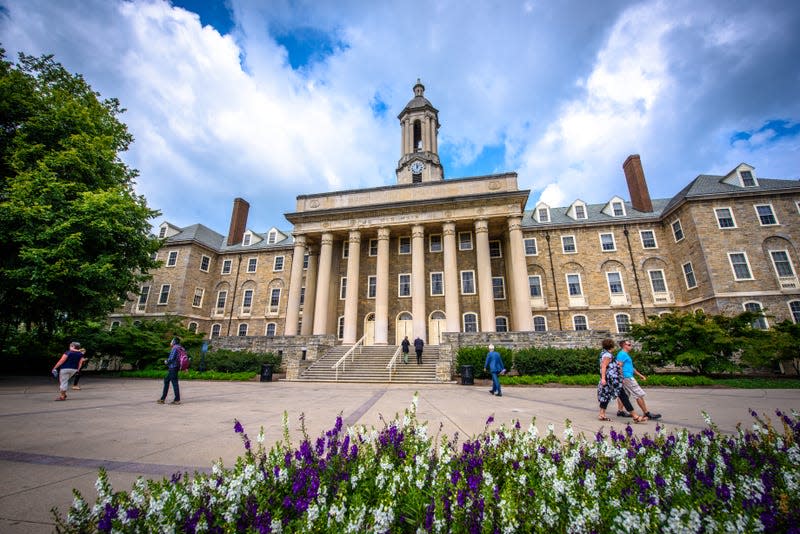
[296,345,440,383]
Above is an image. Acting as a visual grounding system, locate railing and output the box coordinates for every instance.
[331,335,365,381]
[386,345,403,382]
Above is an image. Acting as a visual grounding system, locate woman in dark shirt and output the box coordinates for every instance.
[52,342,85,401]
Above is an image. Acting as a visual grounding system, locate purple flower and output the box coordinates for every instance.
[716,484,731,501]
[486,415,495,426]
[234,420,244,434]
[97,502,118,532]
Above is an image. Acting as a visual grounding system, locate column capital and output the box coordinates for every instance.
[411,224,425,240]
[348,230,361,244]
[320,233,334,246]
[474,219,489,234]
[377,227,391,240]
[443,221,456,236]
[292,234,307,246]
[507,216,522,232]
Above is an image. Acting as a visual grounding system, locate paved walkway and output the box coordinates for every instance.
[0,375,798,533]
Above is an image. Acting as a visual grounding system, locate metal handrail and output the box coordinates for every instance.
[331,335,365,381]
[386,345,402,381]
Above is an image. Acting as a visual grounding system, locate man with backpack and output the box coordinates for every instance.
[157,337,183,405]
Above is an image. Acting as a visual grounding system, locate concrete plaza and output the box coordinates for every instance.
[1,375,798,533]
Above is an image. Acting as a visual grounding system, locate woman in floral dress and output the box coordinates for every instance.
[597,338,646,422]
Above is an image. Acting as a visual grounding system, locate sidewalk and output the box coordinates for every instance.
[0,376,798,533]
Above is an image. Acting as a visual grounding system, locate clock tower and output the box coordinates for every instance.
[396,79,444,184]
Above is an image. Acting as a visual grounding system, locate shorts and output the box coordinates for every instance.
[623,377,646,399]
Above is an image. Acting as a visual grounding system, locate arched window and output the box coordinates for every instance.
[110,321,120,330]
[211,324,221,338]
[615,314,631,333]
[533,316,547,332]
[743,302,768,329]
[495,316,508,332]
[337,316,345,339]
[790,300,800,324]
[238,323,248,337]
[463,313,478,332]
[266,323,277,337]
[573,315,588,331]
[188,322,198,333]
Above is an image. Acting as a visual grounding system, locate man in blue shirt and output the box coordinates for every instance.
[484,344,506,397]
[617,340,660,420]
[157,338,182,405]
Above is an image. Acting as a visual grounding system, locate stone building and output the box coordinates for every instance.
[109,81,800,365]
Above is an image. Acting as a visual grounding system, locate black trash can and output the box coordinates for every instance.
[260,363,273,382]
[460,365,474,385]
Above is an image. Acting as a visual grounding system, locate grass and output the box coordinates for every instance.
[120,369,258,381]
[501,373,800,388]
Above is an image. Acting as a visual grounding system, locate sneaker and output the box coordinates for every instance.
[495,393,502,397]
[646,412,661,420]
[489,389,496,395]
[170,400,181,405]
[616,410,632,418]
[156,399,165,404]
[72,386,81,390]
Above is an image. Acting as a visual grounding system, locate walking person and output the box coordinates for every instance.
[401,336,410,364]
[484,344,506,397]
[51,342,86,401]
[597,338,646,423]
[157,337,182,405]
[414,336,424,365]
[617,340,661,420]
[72,351,88,390]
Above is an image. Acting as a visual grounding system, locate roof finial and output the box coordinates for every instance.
[413,78,425,97]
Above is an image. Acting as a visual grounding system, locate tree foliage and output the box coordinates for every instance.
[0,50,161,343]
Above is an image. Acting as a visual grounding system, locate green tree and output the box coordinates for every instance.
[0,51,161,345]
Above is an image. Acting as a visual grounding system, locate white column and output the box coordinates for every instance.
[443,222,461,333]
[474,219,496,332]
[374,227,390,344]
[312,233,334,335]
[284,235,306,335]
[342,230,361,343]
[507,216,533,331]
[300,246,318,335]
[411,224,427,341]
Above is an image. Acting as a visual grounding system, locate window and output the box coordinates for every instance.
[715,207,736,228]
[367,276,377,298]
[192,288,204,308]
[242,233,251,246]
[728,252,753,280]
[574,204,586,219]
[740,170,756,187]
[200,255,210,272]
[339,277,347,299]
[612,201,625,217]
[573,315,588,331]
[528,275,542,297]
[273,256,284,271]
[266,323,277,337]
[399,274,411,297]
[269,288,280,310]
[158,226,167,238]
[537,207,550,223]
[216,290,227,311]
[489,240,502,258]
[640,230,657,249]
[137,286,150,310]
[770,250,795,277]
[158,284,170,305]
[790,301,800,323]
[755,204,778,226]
[241,289,253,312]
[247,258,257,273]
[368,239,378,257]
[459,232,473,251]
[743,302,768,329]
[342,240,349,258]
[533,316,547,332]
[303,254,309,269]
[492,277,506,300]
[238,323,248,336]
[683,262,697,289]
[460,271,476,294]
[607,272,624,294]
[337,316,345,339]
[672,219,684,242]
[495,317,508,332]
[110,321,120,329]
[463,313,478,332]
[221,259,232,274]
[267,230,277,244]
[615,314,631,333]
[299,287,305,307]
[430,272,444,296]
[561,235,576,253]
[648,270,668,293]
[429,234,442,253]
[211,324,221,338]
[167,251,178,267]
[524,238,538,256]
[599,233,616,252]
[398,236,411,255]
[567,274,583,296]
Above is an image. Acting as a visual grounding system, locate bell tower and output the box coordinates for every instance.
[396,79,444,184]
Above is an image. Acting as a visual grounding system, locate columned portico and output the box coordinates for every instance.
[411,224,426,341]
[343,230,361,343]
[443,222,460,333]
[507,216,533,331]
[374,227,390,344]
[474,219,496,332]
[284,235,306,335]
[300,246,318,335]
[312,233,334,335]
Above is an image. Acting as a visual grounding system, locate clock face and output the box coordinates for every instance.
[410,160,424,174]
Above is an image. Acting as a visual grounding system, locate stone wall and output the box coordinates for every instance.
[211,334,337,379]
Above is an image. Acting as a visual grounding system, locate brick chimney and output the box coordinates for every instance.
[226,197,250,246]
[623,154,653,213]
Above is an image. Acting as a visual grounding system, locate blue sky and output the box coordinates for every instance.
[1,0,798,234]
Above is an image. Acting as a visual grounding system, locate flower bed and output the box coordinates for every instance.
[55,395,800,533]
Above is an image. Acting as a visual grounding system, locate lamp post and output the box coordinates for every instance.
[199,340,208,372]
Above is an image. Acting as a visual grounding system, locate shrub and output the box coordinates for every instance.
[201,349,282,373]
[455,345,512,379]
[513,346,598,376]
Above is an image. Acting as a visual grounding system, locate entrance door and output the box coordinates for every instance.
[428,310,446,345]
[364,313,375,346]
[395,312,413,345]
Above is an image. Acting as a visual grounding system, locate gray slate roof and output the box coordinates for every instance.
[164,224,294,253]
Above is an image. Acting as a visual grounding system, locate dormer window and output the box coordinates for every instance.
[536,204,550,223]
[267,230,277,244]
[612,201,625,217]
[158,226,167,238]
[740,170,756,187]
[568,201,588,220]
[242,233,252,246]
[575,205,586,219]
